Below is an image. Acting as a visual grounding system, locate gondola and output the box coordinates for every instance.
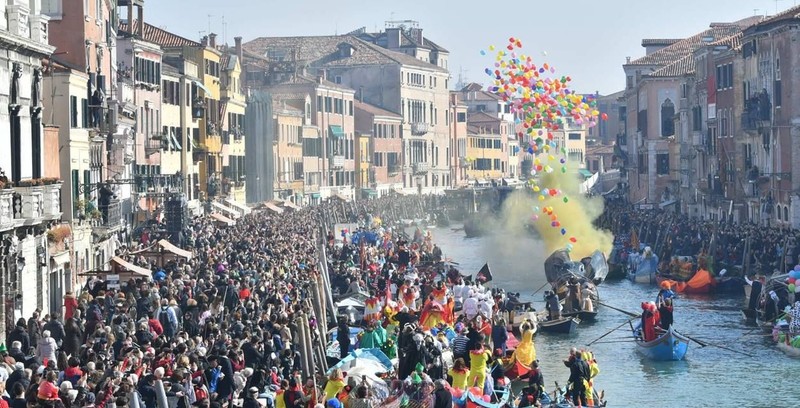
[634,326,689,361]
[538,316,579,334]
[562,309,598,322]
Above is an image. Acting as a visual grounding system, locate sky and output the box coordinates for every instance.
[144,0,791,95]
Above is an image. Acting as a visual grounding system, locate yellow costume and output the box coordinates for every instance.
[512,328,537,366]
[448,367,471,390]
[324,378,345,400]
[467,349,491,389]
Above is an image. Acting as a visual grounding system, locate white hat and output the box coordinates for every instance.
[14,362,23,371]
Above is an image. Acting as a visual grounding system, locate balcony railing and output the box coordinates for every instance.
[413,162,429,174]
[741,93,771,131]
[331,155,345,169]
[42,183,62,220]
[98,198,122,230]
[0,189,14,231]
[410,122,429,136]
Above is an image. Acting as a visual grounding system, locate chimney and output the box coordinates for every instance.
[386,27,402,49]
[201,36,209,47]
[234,36,243,61]
[626,56,631,64]
[359,86,364,103]
[209,33,217,48]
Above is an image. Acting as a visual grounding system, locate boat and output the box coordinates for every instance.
[563,309,598,322]
[714,276,747,294]
[777,341,800,358]
[627,246,658,284]
[538,316,579,334]
[634,326,690,361]
[455,381,511,408]
[656,270,715,294]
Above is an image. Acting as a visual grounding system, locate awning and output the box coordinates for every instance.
[264,202,284,214]
[311,193,320,199]
[192,80,213,96]
[50,251,71,265]
[224,198,252,215]
[210,212,235,226]
[211,201,240,218]
[282,200,301,210]
[329,125,345,138]
[158,239,193,260]
[334,193,350,202]
[659,199,677,209]
[111,256,152,277]
[579,169,594,179]
[361,189,378,197]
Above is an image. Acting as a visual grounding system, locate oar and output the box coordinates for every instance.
[586,315,639,346]
[680,332,755,357]
[597,301,639,318]
[733,313,785,341]
[591,339,638,344]
[532,281,551,297]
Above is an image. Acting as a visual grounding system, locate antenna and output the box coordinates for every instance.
[208,14,213,34]
[775,0,784,14]
[754,8,760,15]
[222,15,227,45]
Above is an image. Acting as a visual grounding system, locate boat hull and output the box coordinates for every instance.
[563,310,598,322]
[634,327,689,361]
[539,317,579,334]
[630,270,655,284]
[777,341,800,358]
[741,308,757,324]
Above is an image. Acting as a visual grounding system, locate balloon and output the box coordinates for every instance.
[789,284,796,293]
[570,237,577,243]
[561,228,566,235]
[563,197,569,203]
[796,285,800,293]
[794,265,800,272]
[789,277,797,284]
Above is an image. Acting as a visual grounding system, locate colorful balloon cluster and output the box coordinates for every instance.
[482,37,606,252]
[787,266,800,293]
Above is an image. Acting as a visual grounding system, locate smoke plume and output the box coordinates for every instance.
[498,171,613,260]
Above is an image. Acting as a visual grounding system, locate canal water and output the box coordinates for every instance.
[431,225,794,408]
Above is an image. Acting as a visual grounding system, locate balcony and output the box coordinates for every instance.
[12,186,44,223]
[410,122,429,136]
[42,183,63,220]
[741,94,771,131]
[413,162,429,174]
[97,198,122,231]
[0,188,13,231]
[331,155,345,169]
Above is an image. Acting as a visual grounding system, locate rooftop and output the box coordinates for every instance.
[459,83,502,101]
[648,55,695,77]
[641,39,682,47]
[586,144,615,155]
[467,111,501,123]
[243,35,447,72]
[119,21,201,48]
[627,16,762,67]
[354,28,450,53]
[354,100,402,118]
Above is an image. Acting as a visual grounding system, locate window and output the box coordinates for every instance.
[334,76,342,84]
[626,75,633,89]
[568,133,581,140]
[324,97,332,113]
[775,80,782,108]
[70,96,78,127]
[373,152,384,166]
[660,99,675,136]
[638,153,646,174]
[457,112,466,122]
[476,104,487,112]
[317,96,322,112]
[349,100,353,116]
[656,153,669,175]
[692,106,702,131]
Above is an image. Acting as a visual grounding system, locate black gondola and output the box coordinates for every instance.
[538,317,580,334]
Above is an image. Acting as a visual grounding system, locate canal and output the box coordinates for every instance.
[431,225,794,407]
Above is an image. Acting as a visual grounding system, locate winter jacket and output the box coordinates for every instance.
[36,337,58,364]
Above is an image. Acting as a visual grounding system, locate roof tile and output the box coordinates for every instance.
[119,21,201,48]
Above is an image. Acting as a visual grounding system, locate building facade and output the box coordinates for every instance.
[354,100,403,196]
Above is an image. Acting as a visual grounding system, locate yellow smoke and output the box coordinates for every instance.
[498,170,613,260]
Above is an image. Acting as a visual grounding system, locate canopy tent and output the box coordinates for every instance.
[264,202,284,214]
[335,298,365,308]
[158,239,193,260]
[209,212,235,226]
[211,201,240,219]
[282,200,301,210]
[223,198,252,216]
[110,256,152,277]
[327,348,394,375]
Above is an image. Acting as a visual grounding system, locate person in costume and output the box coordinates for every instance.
[466,342,491,390]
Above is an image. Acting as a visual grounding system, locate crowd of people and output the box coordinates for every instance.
[596,202,800,276]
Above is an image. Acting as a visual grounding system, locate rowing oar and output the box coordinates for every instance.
[597,301,639,318]
[586,315,639,346]
[532,281,551,297]
[733,313,786,341]
[680,333,755,357]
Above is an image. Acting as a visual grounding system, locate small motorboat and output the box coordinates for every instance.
[634,326,690,361]
[538,316,579,334]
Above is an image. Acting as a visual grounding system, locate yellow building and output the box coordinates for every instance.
[221,49,247,204]
[465,125,508,181]
[355,132,372,198]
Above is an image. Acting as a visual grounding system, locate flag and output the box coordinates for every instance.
[477,263,493,283]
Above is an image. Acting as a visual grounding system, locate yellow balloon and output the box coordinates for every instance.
[538,195,545,201]
[533,185,541,192]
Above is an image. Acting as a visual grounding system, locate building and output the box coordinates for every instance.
[355,131,372,199]
[0,0,58,342]
[243,30,451,194]
[621,19,759,208]
[458,83,515,122]
[354,100,403,196]
[448,92,469,187]
[586,144,616,174]
[465,124,508,183]
[160,56,202,215]
[272,99,306,203]
[220,44,247,205]
[595,90,625,146]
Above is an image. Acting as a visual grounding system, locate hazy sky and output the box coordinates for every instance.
[145,0,789,95]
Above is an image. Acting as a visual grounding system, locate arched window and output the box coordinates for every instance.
[661,99,675,136]
[785,206,790,223]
